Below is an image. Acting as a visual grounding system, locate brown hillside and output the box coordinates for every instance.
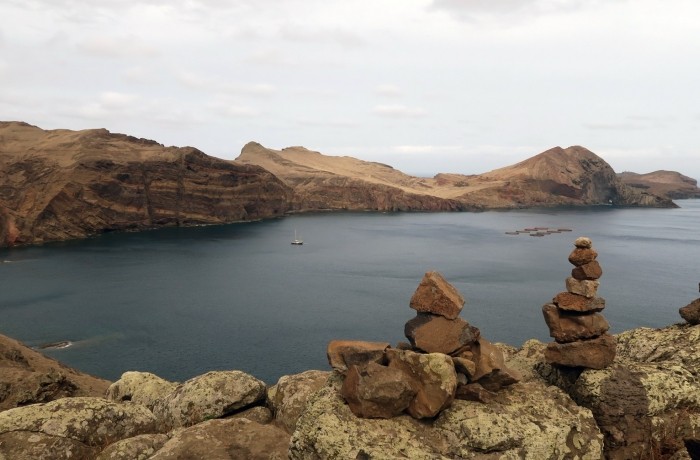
[619,170,700,199]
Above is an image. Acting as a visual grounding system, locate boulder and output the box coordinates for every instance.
[0,397,157,447]
[566,277,600,298]
[568,247,598,266]
[542,303,610,343]
[574,236,593,248]
[679,298,700,325]
[452,356,476,379]
[340,362,416,419]
[454,382,495,402]
[386,349,457,419]
[571,260,603,280]
[544,333,616,369]
[230,406,273,424]
[289,373,604,459]
[0,430,99,460]
[404,314,479,354]
[105,371,177,410]
[149,418,289,459]
[267,370,330,432]
[96,433,169,460]
[554,292,605,313]
[153,370,266,430]
[470,338,521,391]
[409,271,465,320]
[615,323,700,369]
[326,340,389,374]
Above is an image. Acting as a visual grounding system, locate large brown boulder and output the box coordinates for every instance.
[679,298,700,325]
[340,362,416,419]
[326,340,389,374]
[554,292,605,313]
[105,371,177,410]
[544,333,616,369]
[404,314,479,354]
[409,271,465,319]
[153,370,266,430]
[542,303,610,343]
[0,430,99,460]
[96,433,169,460]
[149,418,289,459]
[385,349,457,419]
[267,370,330,433]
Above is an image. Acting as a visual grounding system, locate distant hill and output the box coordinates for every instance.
[237,143,675,211]
[618,170,700,199]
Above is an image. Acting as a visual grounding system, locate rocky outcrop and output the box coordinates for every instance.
[543,237,616,369]
[105,371,177,410]
[96,433,169,460]
[0,122,292,247]
[267,370,330,433]
[0,333,110,411]
[619,170,700,199]
[680,298,700,325]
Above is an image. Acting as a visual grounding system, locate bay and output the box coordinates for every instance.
[1,200,699,384]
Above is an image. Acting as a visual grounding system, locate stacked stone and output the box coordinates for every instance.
[543,237,616,369]
[326,271,520,420]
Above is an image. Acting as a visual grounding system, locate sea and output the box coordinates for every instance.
[1,200,699,385]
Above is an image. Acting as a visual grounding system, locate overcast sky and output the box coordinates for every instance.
[2,0,699,179]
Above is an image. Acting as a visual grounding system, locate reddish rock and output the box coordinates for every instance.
[404,314,479,355]
[452,356,477,380]
[679,298,700,325]
[566,277,600,298]
[568,248,598,266]
[471,338,521,390]
[574,237,593,248]
[409,271,465,320]
[455,382,495,402]
[544,333,616,369]
[553,292,605,313]
[340,362,416,419]
[326,340,389,374]
[542,303,610,343]
[386,349,457,419]
[571,260,603,280]
[478,369,522,392]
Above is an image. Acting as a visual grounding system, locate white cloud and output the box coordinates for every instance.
[207,102,261,118]
[375,85,402,98]
[77,35,158,58]
[391,145,462,154]
[176,72,276,96]
[372,105,427,118]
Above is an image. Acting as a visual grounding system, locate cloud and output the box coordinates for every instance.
[375,85,402,98]
[77,35,158,58]
[373,105,427,118]
[176,71,276,96]
[429,0,596,20]
[391,145,462,154]
[295,118,357,128]
[583,122,645,131]
[277,24,365,47]
[207,101,261,118]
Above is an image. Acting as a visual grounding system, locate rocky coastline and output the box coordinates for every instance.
[2,241,700,459]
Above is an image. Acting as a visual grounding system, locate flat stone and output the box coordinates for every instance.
[452,356,477,380]
[568,248,598,266]
[553,292,605,313]
[471,338,521,391]
[454,382,495,402]
[386,349,457,419]
[571,260,603,280]
[566,277,600,298]
[574,237,593,249]
[340,362,416,419]
[409,271,465,319]
[544,333,616,369]
[542,303,610,343]
[679,298,700,325]
[404,313,480,355]
[326,340,390,374]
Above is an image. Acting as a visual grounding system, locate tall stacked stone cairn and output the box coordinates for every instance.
[543,236,616,369]
[326,271,521,419]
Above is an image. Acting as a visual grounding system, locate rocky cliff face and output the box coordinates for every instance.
[0,122,292,247]
[619,170,700,199]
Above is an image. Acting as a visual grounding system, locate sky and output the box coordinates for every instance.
[2,0,699,179]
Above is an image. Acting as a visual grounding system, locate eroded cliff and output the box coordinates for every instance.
[619,170,700,199]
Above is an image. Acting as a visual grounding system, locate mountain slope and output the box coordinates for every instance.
[0,122,292,247]
[619,170,700,199]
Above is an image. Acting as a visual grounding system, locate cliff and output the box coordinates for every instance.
[0,122,293,247]
[237,142,677,212]
[619,170,700,199]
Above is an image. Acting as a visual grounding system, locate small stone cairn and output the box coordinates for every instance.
[542,237,616,369]
[678,282,700,325]
[326,271,521,419]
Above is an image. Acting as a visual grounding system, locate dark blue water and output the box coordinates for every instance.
[1,201,699,384]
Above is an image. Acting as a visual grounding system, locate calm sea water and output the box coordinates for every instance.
[1,201,699,384]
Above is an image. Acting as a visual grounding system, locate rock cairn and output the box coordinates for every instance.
[327,271,520,419]
[543,237,616,369]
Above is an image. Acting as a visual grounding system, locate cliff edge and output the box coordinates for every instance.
[619,170,700,199]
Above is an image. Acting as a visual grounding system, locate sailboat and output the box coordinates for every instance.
[291,229,303,245]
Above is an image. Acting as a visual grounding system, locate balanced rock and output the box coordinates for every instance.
[553,292,605,313]
[568,247,598,266]
[409,271,465,319]
[326,340,389,374]
[404,313,479,354]
[566,277,600,298]
[542,304,610,343]
[544,333,616,369]
[340,362,416,419]
[679,298,700,325]
[571,260,603,280]
[386,349,457,419]
[574,236,593,248]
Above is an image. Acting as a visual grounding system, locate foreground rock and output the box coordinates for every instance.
[96,433,169,460]
[267,370,330,433]
[289,373,603,459]
[680,298,700,325]
[0,333,110,411]
[106,371,177,410]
